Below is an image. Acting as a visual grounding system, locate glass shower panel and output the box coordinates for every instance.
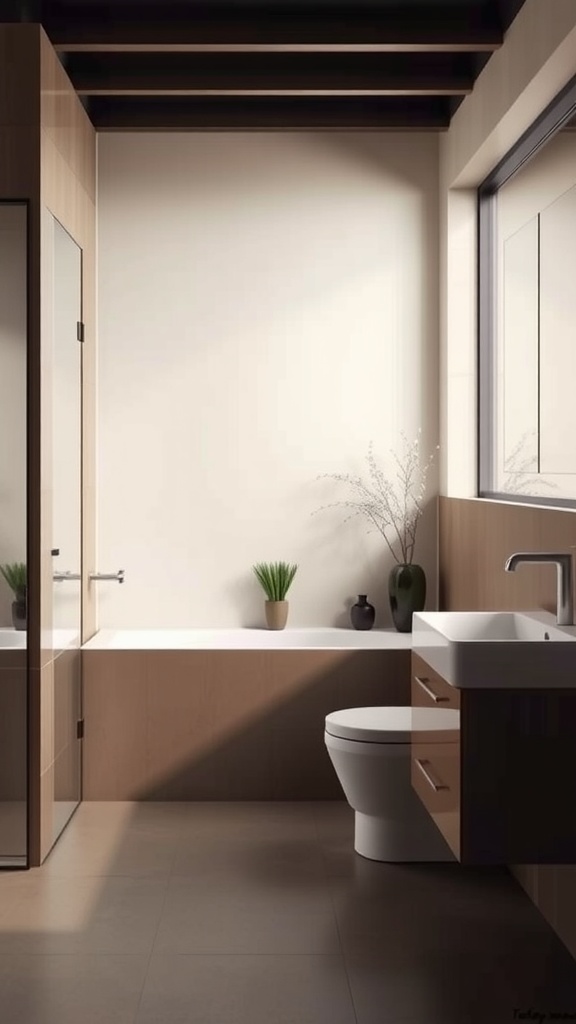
[0,203,28,866]
[51,218,82,844]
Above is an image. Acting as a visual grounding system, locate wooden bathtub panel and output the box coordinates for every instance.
[82,648,411,800]
[0,668,27,801]
[83,651,150,800]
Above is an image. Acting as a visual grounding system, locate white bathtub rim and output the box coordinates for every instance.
[82,627,413,651]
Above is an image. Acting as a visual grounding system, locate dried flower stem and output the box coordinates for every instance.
[313,433,437,565]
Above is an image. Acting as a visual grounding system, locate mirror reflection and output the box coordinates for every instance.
[0,202,27,865]
[496,126,576,499]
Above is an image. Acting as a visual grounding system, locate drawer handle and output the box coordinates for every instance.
[414,675,449,703]
[415,758,449,792]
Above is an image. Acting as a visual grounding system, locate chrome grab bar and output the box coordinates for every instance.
[53,570,81,582]
[89,570,125,584]
[414,758,449,792]
[414,675,449,703]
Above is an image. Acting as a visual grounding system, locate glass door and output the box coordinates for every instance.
[51,218,82,843]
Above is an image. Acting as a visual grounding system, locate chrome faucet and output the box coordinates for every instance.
[504,552,574,626]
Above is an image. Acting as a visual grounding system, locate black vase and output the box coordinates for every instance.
[388,564,426,633]
[350,595,375,631]
[11,597,26,631]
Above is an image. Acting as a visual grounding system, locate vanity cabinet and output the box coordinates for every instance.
[411,652,576,864]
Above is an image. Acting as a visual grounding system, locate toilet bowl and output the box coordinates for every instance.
[324,706,459,862]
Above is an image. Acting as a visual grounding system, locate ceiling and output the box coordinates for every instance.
[9,0,528,130]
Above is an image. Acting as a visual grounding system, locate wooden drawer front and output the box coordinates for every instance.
[412,654,460,710]
[412,741,461,859]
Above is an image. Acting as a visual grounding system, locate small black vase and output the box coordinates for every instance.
[11,597,26,631]
[388,564,426,633]
[350,595,375,631]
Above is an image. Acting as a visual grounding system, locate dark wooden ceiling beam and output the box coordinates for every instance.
[86,95,451,130]
[47,4,503,53]
[67,53,473,96]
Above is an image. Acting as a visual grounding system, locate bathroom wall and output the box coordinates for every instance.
[97,132,439,629]
[439,0,576,962]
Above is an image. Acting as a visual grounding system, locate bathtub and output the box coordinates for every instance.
[0,629,26,649]
[82,627,413,651]
[81,627,413,802]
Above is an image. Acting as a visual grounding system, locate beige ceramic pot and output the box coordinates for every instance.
[265,600,289,630]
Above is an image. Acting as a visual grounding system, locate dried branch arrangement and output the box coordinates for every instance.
[314,434,437,565]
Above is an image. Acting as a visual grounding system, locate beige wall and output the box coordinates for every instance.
[439,0,576,962]
[97,132,440,630]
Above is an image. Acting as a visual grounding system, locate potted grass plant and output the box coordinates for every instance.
[0,562,27,630]
[252,561,298,630]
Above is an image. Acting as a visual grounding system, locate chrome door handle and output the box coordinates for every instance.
[414,758,449,792]
[53,570,81,582]
[414,675,449,703]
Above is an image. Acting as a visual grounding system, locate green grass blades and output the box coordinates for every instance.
[0,561,26,598]
[252,561,298,601]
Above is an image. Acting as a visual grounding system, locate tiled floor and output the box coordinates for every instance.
[0,801,575,1023]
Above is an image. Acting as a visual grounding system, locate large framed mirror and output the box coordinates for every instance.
[0,202,28,866]
[479,75,576,505]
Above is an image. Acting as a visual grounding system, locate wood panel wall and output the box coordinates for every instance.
[82,649,410,800]
[439,495,576,959]
[0,25,97,865]
[38,29,97,864]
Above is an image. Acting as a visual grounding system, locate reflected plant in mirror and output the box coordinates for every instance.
[0,561,26,630]
[502,432,559,498]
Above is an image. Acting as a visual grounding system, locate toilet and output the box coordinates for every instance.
[324,705,459,862]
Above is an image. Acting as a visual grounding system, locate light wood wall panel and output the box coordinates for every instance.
[37,30,97,864]
[439,495,576,959]
[82,649,410,800]
[40,30,97,650]
[0,25,97,865]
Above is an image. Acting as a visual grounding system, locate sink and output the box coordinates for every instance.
[412,610,576,688]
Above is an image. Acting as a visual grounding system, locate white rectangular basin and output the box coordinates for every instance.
[412,610,576,688]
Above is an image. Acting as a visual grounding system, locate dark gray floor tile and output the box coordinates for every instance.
[171,829,326,883]
[153,876,341,954]
[177,801,319,842]
[136,953,357,1024]
[331,860,549,956]
[0,954,148,1024]
[0,876,168,956]
[347,950,521,1024]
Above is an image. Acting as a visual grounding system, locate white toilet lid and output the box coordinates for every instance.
[324,706,460,743]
